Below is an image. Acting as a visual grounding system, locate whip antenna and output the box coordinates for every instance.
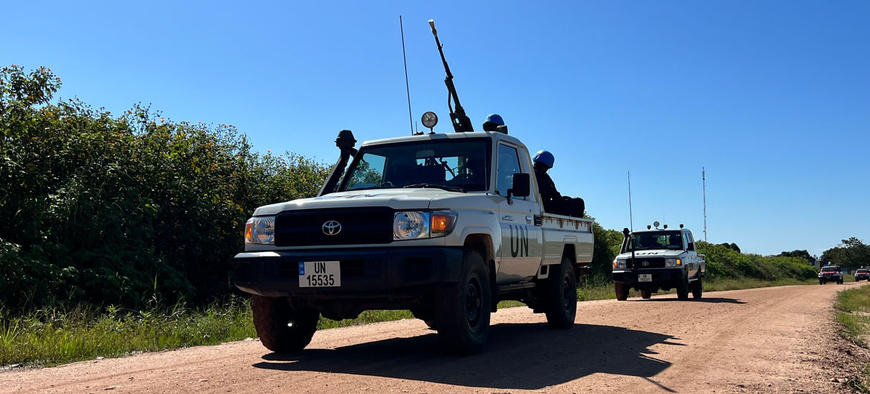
[400,16,414,135]
[703,166,707,241]
[628,171,634,231]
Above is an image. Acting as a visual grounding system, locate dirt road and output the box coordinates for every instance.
[2,283,866,393]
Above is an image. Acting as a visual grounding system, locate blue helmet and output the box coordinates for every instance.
[533,150,554,169]
[482,114,505,131]
[485,114,504,126]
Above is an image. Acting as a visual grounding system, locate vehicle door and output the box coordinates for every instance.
[685,230,700,277]
[495,143,543,283]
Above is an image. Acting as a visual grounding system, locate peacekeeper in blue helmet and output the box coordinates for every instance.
[533,150,585,216]
[482,114,506,132]
[533,150,562,213]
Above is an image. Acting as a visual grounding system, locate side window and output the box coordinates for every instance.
[496,144,524,199]
[686,231,696,251]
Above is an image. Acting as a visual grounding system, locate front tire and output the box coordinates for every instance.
[640,289,652,299]
[676,276,689,300]
[435,249,491,355]
[691,276,703,299]
[544,258,578,329]
[614,282,629,301]
[252,295,320,353]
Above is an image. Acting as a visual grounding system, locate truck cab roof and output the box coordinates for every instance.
[360,130,525,149]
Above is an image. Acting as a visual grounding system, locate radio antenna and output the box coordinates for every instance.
[628,171,634,231]
[703,166,707,241]
[400,16,414,135]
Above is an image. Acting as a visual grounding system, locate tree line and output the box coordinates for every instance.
[1,65,328,313]
[0,65,850,316]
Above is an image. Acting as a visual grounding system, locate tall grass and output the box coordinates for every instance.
[835,284,870,346]
[833,284,870,392]
[0,296,256,368]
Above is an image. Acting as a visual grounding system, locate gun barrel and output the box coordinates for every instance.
[428,19,473,132]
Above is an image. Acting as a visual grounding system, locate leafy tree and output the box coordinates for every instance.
[0,65,328,314]
[588,222,623,284]
[777,250,816,266]
[821,237,870,269]
[718,243,741,253]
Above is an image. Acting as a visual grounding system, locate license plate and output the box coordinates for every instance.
[298,261,341,288]
[638,274,652,282]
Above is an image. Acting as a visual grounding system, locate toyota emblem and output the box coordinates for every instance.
[641,260,650,267]
[322,220,342,236]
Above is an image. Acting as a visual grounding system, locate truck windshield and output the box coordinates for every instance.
[338,139,491,192]
[624,231,683,252]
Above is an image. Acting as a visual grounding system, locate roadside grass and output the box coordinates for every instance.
[0,296,257,368]
[834,284,870,392]
[0,277,820,368]
[835,284,870,346]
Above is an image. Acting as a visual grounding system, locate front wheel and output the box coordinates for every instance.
[640,289,652,299]
[435,249,491,355]
[614,282,629,301]
[252,295,320,353]
[544,258,577,329]
[676,276,689,300]
[691,276,703,299]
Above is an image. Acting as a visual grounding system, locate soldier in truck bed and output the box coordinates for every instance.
[533,150,561,213]
[533,150,585,217]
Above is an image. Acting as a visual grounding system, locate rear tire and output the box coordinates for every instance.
[614,282,629,301]
[676,276,689,300]
[252,295,319,353]
[691,276,703,299]
[435,249,491,355]
[544,258,577,329]
[640,289,652,299]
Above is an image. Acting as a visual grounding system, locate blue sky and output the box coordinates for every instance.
[4,1,868,257]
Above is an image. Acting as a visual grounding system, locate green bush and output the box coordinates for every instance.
[1,65,328,314]
[697,241,816,281]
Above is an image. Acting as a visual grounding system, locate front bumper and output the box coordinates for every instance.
[234,247,463,299]
[612,268,687,290]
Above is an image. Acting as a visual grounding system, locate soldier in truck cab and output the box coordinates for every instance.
[482,113,506,132]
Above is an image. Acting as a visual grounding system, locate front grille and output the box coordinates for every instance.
[275,207,394,246]
[627,258,665,269]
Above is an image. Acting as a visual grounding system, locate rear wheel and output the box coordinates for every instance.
[435,249,491,355]
[614,282,629,301]
[252,295,319,353]
[544,258,577,329]
[640,289,652,299]
[676,276,689,300]
[691,276,703,299]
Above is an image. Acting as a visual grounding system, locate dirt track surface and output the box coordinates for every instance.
[2,283,867,393]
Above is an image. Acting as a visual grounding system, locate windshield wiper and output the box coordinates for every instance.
[403,183,465,193]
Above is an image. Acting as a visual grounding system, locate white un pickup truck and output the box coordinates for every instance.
[234,129,594,354]
[611,223,705,301]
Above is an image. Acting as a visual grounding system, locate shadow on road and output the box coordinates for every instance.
[636,297,747,304]
[253,322,678,390]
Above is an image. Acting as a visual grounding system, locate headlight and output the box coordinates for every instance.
[393,211,458,241]
[613,259,626,270]
[394,211,429,240]
[245,216,275,244]
[665,258,682,267]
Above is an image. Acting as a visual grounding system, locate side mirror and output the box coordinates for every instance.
[506,173,530,204]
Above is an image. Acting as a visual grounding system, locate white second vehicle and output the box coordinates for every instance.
[612,224,705,300]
